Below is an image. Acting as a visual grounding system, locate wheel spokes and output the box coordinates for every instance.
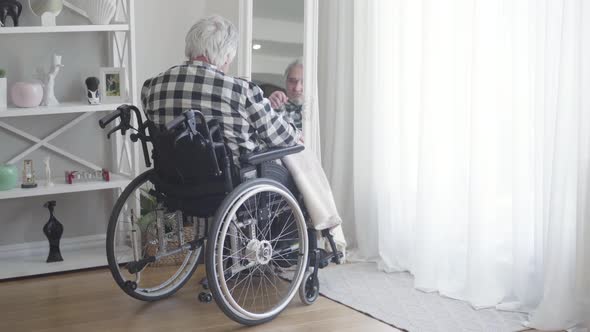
[216,185,308,318]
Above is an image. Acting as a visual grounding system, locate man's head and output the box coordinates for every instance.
[284,58,303,105]
[185,15,238,73]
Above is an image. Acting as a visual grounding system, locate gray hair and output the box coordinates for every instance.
[185,15,239,67]
[284,58,303,81]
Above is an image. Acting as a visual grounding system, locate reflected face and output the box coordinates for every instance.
[286,64,303,104]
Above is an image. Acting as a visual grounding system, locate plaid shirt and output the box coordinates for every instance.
[141,60,301,164]
[278,100,303,130]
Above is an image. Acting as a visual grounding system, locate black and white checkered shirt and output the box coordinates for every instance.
[278,100,303,130]
[141,60,301,164]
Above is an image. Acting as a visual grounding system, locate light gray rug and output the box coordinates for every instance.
[317,262,528,332]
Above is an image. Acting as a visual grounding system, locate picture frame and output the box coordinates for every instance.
[99,67,127,103]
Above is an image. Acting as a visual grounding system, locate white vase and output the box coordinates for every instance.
[85,0,117,25]
[0,78,6,110]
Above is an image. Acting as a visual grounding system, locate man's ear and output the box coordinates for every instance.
[225,54,236,66]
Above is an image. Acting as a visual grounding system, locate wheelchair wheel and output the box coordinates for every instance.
[106,170,202,301]
[206,178,309,325]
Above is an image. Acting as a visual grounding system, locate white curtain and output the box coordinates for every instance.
[318,0,356,247]
[320,0,590,330]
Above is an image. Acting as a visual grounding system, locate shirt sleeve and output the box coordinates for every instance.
[244,83,301,147]
[140,78,152,111]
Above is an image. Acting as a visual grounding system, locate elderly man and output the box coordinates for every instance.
[141,15,345,255]
[268,59,304,130]
[141,15,301,165]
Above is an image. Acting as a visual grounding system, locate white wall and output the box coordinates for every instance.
[134,0,206,99]
[253,18,303,44]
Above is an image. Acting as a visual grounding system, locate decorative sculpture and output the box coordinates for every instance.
[43,200,64,263]
[43,156,53,187]
[85,0,116,25]
[38,54,64,107]
[65,168,110,184]
[21,159,37,188]
[85,77,100,104]
[0,0,22,27]
[0,164,18,191]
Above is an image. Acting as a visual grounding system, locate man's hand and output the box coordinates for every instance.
[268,91,289,109]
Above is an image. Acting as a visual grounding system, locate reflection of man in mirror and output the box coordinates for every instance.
[268,59,303,130]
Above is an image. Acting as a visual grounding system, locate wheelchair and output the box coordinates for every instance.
[99,105,343,326]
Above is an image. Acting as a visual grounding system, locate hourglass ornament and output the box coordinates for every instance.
[21,159,37,188]
[43,200,64,263]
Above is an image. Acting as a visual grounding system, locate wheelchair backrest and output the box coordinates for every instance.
[147,110,227,187]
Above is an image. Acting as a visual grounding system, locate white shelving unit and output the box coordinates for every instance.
[0,24,130,34]
[0,102,123,117]
[0,174,132,200]
[0,0,138,280]
[0,235,107,279]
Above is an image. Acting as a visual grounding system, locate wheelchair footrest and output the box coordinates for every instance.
[311,248,344,269]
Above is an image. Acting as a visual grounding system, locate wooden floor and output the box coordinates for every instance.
[0,267,397,332]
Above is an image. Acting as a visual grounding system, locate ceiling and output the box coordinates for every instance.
[253,0,304,22]
[252,40,303,58]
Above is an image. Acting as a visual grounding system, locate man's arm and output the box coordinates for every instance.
[245,84,301,147]
[140,78,152,111]
[268,90,289,109]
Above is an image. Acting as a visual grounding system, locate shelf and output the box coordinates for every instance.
[0,235,109,279]
[0,24,130,34]
[0,173,132,200]
[0,102,124,118]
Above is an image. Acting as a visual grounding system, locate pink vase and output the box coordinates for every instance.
[11,82,44,108]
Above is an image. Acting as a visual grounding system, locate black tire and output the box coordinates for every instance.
[199,291,213,303]
[206,178,309,326]
[106,170,202,301]
[299,270,319,305]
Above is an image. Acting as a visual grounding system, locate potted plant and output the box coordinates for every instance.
[0,69,6,110]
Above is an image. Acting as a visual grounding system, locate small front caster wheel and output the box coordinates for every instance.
[124,280,137,291]
[299,271,319,305]
[198,291,213,303]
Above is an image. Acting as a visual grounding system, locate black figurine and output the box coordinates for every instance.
[43,200,64,263]
[0,0,22,27]
[85,77,100,104]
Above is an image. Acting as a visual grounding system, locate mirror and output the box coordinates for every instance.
[252,0,304,130]
[29,0,63,26]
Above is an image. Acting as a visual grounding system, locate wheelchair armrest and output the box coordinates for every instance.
[239,145,305,165]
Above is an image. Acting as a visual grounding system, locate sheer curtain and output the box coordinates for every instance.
[318,0,356,247]
[319,0,589,330]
